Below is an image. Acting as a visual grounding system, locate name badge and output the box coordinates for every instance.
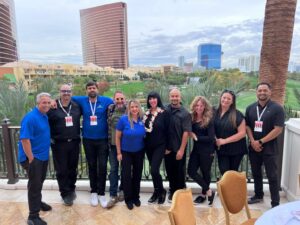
[254,120,263,132]
[90,116,97,126]
[65,116,73,127]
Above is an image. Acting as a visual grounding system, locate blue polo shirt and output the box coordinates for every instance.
[116,115,145,152]
[18,107,51,162]
[72,96,113,139]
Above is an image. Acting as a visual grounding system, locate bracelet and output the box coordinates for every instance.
[258,139,263,145]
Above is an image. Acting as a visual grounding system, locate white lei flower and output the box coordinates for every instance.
[143,107,163,133]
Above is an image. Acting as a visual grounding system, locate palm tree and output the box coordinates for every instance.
[259,0,297,105]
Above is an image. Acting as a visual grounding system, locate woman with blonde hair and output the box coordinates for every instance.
[116,99,145,210]
[188,96,216,206]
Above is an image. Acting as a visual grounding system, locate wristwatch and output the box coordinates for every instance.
[258,139,263,145]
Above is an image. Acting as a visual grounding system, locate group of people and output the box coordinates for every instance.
[18,81,284,225]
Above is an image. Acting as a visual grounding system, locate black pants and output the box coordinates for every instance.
[21,158,48,219]
[83,138,108,195]
[146,145,165,193]
[249,151,280,206]
[121,150,144,203]
[217,154,244,175]
[165,151,186,194]
[51,139,80,198]
[188,151,214,194]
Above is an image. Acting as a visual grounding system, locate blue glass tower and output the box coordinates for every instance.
[198,44,222,69]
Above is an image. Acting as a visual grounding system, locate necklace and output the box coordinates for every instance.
[143,107,163,133]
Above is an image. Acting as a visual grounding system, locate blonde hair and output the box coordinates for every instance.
[127,99,143,128]
[190,96,213,128]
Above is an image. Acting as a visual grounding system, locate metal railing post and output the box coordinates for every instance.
[2,118,18,184]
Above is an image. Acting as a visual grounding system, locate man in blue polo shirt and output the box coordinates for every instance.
[19,92,52,225]
[72,81,113,207]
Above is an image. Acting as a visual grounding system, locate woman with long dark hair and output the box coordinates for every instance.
[214,90,247,175]
[187,96,216,206]
[143,91,169,204]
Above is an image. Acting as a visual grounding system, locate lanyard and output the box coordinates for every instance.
[256,105,267,121]
[58,100,72,116]
[89,99,97,116]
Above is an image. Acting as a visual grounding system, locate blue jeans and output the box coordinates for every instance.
[109,145,120,197]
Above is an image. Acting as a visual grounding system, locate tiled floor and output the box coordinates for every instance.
[0,179,287,225]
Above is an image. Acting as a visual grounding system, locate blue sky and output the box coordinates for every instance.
[14,0,300,68]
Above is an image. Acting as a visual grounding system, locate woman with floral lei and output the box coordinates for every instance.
[143,91,169,204]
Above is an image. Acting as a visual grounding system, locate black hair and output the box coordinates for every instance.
[86,81,98,89]
[146,91,164,109]
[217,89,237,128]
[256,82,272,90]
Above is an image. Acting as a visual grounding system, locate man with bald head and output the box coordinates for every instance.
[165,88,192,202]
[48,84,81,206]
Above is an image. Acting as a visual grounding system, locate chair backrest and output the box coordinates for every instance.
[168,188,196,225]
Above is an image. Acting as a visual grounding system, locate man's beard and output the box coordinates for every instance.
[88,92,97,98]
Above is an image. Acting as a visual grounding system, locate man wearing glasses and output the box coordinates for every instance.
[106,91,127,208]
[48,84,81,206]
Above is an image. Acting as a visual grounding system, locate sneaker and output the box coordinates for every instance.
[40,202,52,211]
[63,195,73,206]
[248,195,263,204]
[133,199,141,207]
[207,191,215,206]
[158,189,167,204]
[99,195,108,208]
[106,196,118,209]
[118,190,124,202]
[193,195,206,204]
[148,191,159,204]
[90,193,98,207]
[126,201,134,210]
[27,217,47,225]
[167,193,173,203]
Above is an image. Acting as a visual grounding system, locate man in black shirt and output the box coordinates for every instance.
[165,88,192,202]
[245,82,285,208]
[48,84,81,206]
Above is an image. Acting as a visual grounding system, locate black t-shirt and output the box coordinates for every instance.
[192,120,215,154]
[47,100,82,140]
[144,110,169,149]
[214,109,247,155]
[166,105,192,152]
[245,100,285,155]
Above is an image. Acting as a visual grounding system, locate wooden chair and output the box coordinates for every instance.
[168,188,196,225]
[217,171,257,225]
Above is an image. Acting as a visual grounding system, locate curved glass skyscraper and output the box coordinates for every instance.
[198,43,221,70]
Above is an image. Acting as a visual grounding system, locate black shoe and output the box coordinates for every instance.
[63,195,74,206]
[158,189,167,204]
[27,217,47,225]
[148,191,159,204]
[70,192,77,201]
[193,195,206,204]
[133,199,141,207]
[207,191,215,206]
[40,202,52,211]
[248,195,263,204]
[126,201,134,210]
[167,192,173,203]
[271,202,279,208]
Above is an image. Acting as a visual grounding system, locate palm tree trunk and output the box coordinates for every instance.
[259,0,297,105]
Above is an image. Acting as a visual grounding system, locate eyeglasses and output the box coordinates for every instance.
[115,98,124,100]
[60,90,72,93]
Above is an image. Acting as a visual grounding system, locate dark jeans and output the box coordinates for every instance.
[217,154,244,175]
[51,139,80,198]
[21,158,48,219]
[249,151,280,206]
[165,151,186,194]
[109,145,121,197]
[121,150,144,203]
[83,138,109,195]
[146,145,165,193]
[188,151,214,194]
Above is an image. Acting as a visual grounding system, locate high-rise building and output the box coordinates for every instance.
[178,56,185,68]
[80,2,129,69]
[197,43,222,69]
[238,55,260,72]
[0,0,18,66]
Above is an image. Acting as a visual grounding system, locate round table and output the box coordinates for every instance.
[255,200,300,225]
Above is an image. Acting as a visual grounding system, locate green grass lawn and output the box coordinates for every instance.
[104,81,145,98]
[236,91,257,113]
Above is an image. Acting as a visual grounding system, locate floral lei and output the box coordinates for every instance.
[143,107,163,133]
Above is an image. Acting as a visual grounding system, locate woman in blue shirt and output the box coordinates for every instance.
[116,99,145,210]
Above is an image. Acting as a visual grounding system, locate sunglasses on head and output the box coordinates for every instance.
[60,90,72,93]
[223,89,235,96]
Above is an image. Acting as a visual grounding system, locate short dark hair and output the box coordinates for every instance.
[146,91,164,109]
[256,82,271,90]
[86,81,98,89]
